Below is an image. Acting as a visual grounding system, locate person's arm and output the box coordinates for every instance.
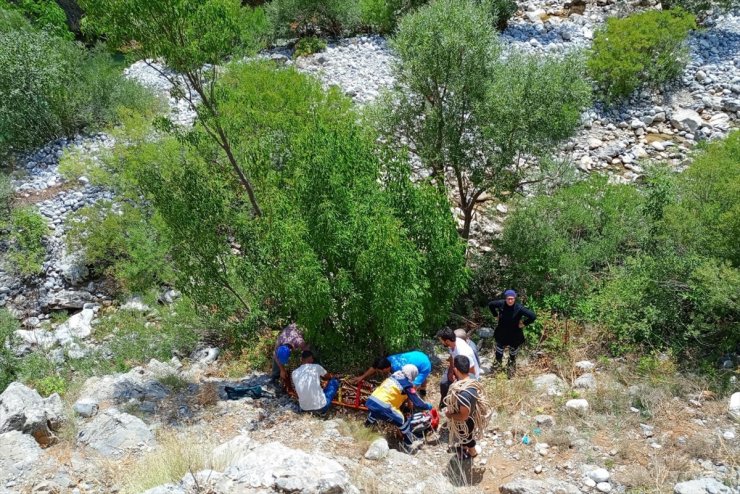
[488,299,504,316]
[445,404,470,421]
[350,367,376,384]
[447,356,455,383]
[404,384,433,410]
[520,305,537,326]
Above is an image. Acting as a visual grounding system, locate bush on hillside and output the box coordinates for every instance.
[293,35,326,57]
[489,131,740,361]
[0,174,12,221]
[1,0,72,38]
[481,175,650,310]
[90,62,468,368]
[267,0,359,37]
[358,0,425,33]
[6,207,48,277]
[0,309,19,394]
[0,20,157,156]
[477,0,517,31]
[587,9,696,102]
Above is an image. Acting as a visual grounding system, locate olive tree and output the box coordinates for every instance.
[379,0,591,239]
[80,0,270,216]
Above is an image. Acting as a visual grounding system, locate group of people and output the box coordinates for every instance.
[270,290,536,456]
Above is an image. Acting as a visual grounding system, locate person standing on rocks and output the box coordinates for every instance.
[272,322,309,387]
[443,355,491,461]
[437,327,480,410]
[364,364,433,453]
[488,290,536,377]
[291,350,339,415]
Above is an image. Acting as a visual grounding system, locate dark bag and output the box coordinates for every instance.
[225,385,263,400]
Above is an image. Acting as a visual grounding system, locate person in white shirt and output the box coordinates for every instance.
[436,327,480,410]
[291,350,339,414]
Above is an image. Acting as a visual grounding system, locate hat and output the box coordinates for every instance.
[276,345,291,365]
[454,329,468,340]
[504,289,517,298]
[401,364,419,383]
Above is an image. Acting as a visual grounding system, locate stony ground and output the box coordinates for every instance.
[1,338,738,494]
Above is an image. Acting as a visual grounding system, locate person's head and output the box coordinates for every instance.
[300,350,314,364]
[401,364,419,383]
[454,329,469,342]
[504,289,517,306]
[372,357,391,373]
[436,327,457,349]
[276,345,291,365]
[453,355,471,379]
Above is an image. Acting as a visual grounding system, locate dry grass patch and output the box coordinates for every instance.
[339,417,382,453]
[195,382,219,408]
[109,430,216,494]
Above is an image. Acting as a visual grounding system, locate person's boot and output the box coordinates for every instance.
[506,356,516,379]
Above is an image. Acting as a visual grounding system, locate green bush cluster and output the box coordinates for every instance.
[76,62,468,369]
[293,35,327,57]
[0,0,72,38]
[587,9,696,102]
[0,309,19,393]
[267,0,359,37]
[6,207,48,277]
[489,131,740,360]
[0,9,157,156]
[358,0,426,33]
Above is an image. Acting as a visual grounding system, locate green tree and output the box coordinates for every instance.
[85,62,467,366]
[588,9,696,102]
[6,207,48,277]
[267,0,359,37]
[80,0,270,217]
[1,0,72,38]
[378,0,590,239]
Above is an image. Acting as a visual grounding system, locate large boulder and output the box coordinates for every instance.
[211,433,254,469]
[670,109,703,133]
[218,442,358,493]
[0,431,43,484]
[0,382,64,446]
[533,374,567,396]
[77,365,171,405]
[729,392,740,421]
[42,290,92,310]
[77,408,155,457]
[673,478,734,494]
[499,477,581,494]
[54,308,95,346]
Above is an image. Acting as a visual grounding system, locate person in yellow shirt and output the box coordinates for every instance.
[364,364,433,452]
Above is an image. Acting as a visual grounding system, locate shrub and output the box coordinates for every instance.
[662,0,738,21]
[109,62,468,369]
[358,0,426,33]
[477,0,517,31]
[485,175,649,308]
[7,207,48,277]
[1,0,72,38]
[0,22,157,156]
[0,309,19,393]
[293,35,326,57]
[0,173,12,221]
[267,0,360,37]
[65,201,173,293]
[587,9,696,102]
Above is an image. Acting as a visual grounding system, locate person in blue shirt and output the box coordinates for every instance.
[351,350,432,395]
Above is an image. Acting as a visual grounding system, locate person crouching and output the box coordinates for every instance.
[365,364,433,452]
[291,350,339,415]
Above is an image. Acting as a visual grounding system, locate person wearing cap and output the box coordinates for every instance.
[365,364,433,452]
[272,322,309,387]
[291,350,339,414]
[350,351,432,393]
[488,290,536,376]
[436,326,480,409]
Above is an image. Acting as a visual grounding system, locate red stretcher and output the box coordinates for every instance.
[287,376,374,411]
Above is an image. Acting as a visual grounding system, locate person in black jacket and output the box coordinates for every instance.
[488,290,536,376]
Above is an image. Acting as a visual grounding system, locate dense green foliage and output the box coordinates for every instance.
[66,63,467,367]
[267,0,358,37]
[293,35,327,57]
[0,174,11,221]
[358,0,425,33]
[488,132,740,359]
[476,0,517,31]
[380,0,590,238]
[662,0,739,21]
[6,207,48,277]
[0,309,19,393]
[588,9,696,102]
[0,13,157,156]
[1,0,72,38]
